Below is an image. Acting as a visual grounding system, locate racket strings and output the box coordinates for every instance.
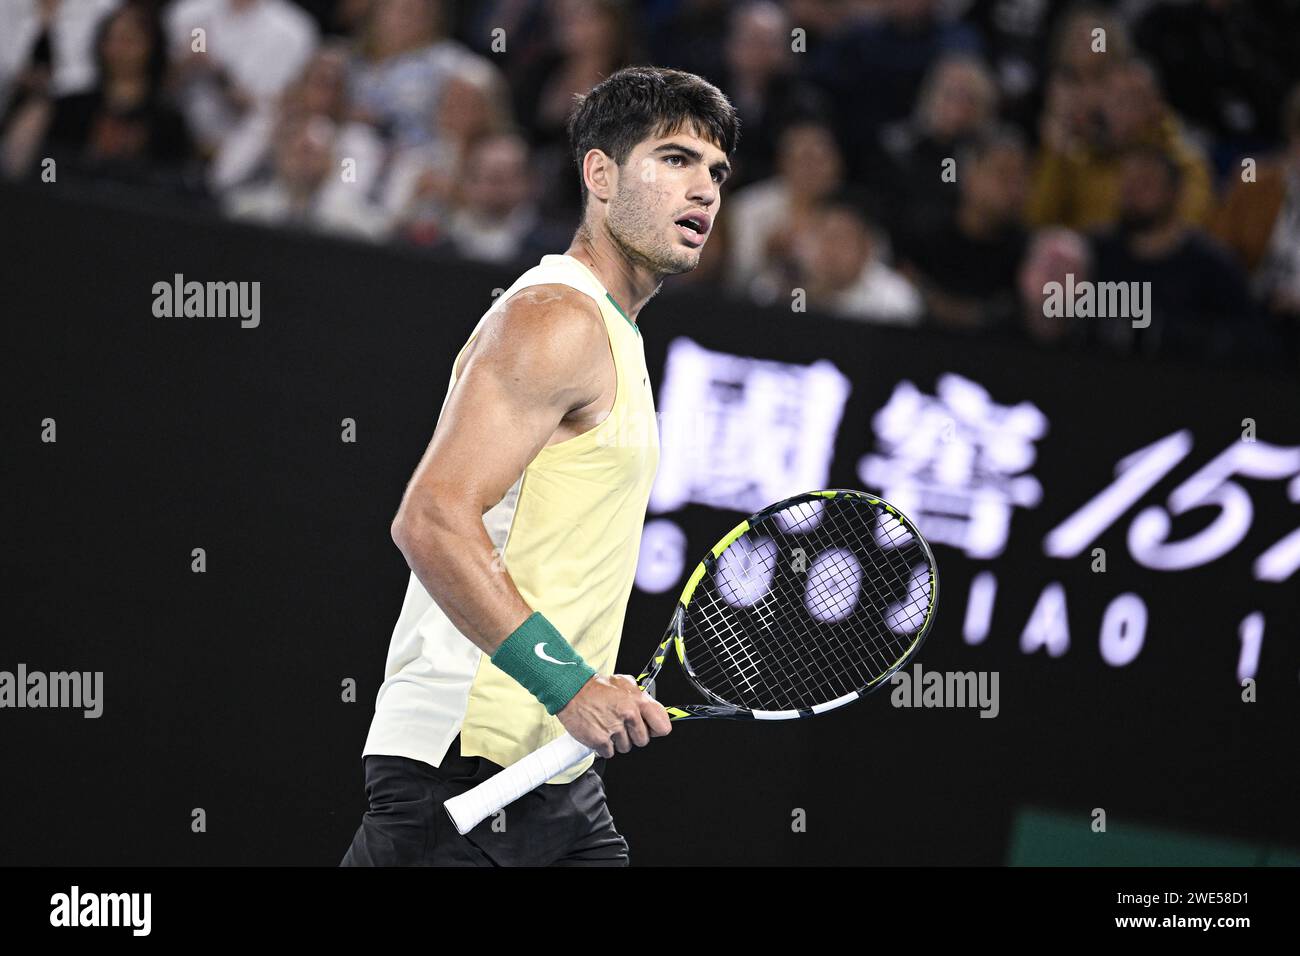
[683,498,934,712]
[773,504,920,701]
[693,528,917,708]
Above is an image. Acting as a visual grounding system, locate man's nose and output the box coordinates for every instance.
[688,174,717,206]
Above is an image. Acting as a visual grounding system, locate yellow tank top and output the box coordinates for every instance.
[362,254,660,784]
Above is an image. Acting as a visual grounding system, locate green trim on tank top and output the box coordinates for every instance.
[605,292,640,336]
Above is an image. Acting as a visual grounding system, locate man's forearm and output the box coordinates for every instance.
[392,503,598,714]
[391,504,532,655]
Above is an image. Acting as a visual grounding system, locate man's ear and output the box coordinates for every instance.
[583,149,615,202]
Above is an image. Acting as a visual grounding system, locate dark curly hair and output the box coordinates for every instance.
[566,66,740,209]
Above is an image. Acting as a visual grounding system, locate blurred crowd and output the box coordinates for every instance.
[2,0,1299,368]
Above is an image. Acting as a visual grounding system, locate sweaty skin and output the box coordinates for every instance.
[390,123,729,759]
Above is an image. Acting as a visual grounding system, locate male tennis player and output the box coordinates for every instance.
[341,67,739,866]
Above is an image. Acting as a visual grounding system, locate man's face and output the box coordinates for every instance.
[601,126,729,277]
[277,115,334,189]
[102,9,151,77]
[927,61,992,139]
[463,139,530,218]
[810,208,871,286]
[1104,67,1160,144]
[726,4,789,78]
[777,123,843,199]
[1118,154,1178,230]
[298,49,347,115]
[966,144,1027,221]
[1019,233,1088,308]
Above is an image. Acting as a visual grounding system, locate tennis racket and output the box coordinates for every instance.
[443,488,939,835]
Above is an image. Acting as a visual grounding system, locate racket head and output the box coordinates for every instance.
[669,489,938,719]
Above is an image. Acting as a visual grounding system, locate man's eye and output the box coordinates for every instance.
[665,155,684,166]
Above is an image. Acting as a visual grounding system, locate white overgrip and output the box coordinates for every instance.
[443,732,595,835]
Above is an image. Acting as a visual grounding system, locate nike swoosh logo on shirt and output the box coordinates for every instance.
[534,643,577,665]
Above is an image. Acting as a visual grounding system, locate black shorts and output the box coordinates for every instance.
[339,736,629,866]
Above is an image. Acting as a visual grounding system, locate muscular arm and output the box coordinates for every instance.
[390,285,607,652]
[388,285,670,757]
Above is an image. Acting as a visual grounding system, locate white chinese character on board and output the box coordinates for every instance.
[649,337,851,515]
[858,373,1048,558]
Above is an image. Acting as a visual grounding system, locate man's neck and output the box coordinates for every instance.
[564,233,662,326]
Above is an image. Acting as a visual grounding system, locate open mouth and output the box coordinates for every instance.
[673,213,710,247]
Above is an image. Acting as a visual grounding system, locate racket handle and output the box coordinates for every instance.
[443,733,595,835]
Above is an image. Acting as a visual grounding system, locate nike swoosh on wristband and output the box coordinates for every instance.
[534,643,577,665]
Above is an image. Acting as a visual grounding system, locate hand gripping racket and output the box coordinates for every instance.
[443,488,939,834]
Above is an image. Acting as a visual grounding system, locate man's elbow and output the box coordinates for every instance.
[390,493,460,556]
[390,513,415,554]
[390,501,434,557]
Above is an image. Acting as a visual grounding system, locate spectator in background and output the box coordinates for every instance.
[1133,0,1300,164]
[715,1,828,191]
[164,0,317,158]
[1017,227,1091,350]
[962,0,1066,133]
[2,0,193,190]
[792,187,922,326]
[1043,3,1131,113]
[453,0,550,73]
[1090,145,1263,363]
[640,0,730,83]
[1030,58,1213,231]
[1213,83,1300,359]
[725,117,846,305]
[346,0,479,150]
[223,108,389,240]
[209,41,384,195]
[1033,68,1098,172]
[0,0,121,119]
[1026,5,1122,225]
[419,131,571,263]
[513,0,636,221]
[519,0,636,137]
[881,52,998,241]
[897,125,1029,333]
[806,0,982,185]
[383,60,517,244]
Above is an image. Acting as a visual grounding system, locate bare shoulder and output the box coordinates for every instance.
[458,284,610,408]
[480,284,606,363]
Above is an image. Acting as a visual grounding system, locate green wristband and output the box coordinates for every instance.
[490,612,595,715]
